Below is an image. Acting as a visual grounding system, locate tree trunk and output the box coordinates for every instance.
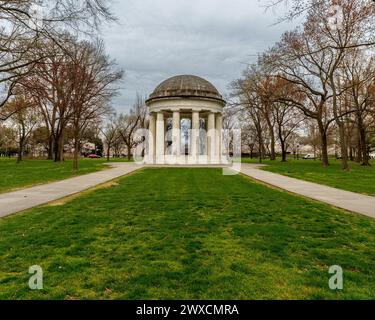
[17,138,24,163]
[255,119,263,164]
[73,138,79,172]
[270,133,276,160]
[107,145,111,162]
[127,145,132,161]
[258,134,263,164]
[358,118,370,166]
[337,122,349,170]
[258,136,264,164]
[330,75,349,171]
[47,135,54,160]
[59,135,64,162]
[54,134,62,162]
[318,121,329,167]
[266,120,276,160]
[54,140,59,162]
[355,133,362,163]
[349,147,354,162]
[280,140,287,162]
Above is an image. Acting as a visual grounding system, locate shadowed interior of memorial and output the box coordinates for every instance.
[145,75,228,165]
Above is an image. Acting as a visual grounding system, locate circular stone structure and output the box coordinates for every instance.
[145,75,226,165]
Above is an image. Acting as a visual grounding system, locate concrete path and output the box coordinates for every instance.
[0,162,143,218]
[1,162,374,220]
[240,163,375,219]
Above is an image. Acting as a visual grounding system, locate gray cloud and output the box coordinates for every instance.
[101,0,297,114]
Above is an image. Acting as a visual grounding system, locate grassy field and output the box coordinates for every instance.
[0,168,373,300]
[0,158,127,194]
[242,158,375,196]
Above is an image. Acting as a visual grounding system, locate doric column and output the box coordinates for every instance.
[207,112,216,162]
[172,111,181,158]
[156,112,165,163]
[215,113,223,162]
[191,111,200,160]
[148,113,156,163]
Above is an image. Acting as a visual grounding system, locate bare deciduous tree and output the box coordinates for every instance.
[101,115,120,161]
[118,96,147,161]
[67,40,123,171]
[5,92,40,162]
[0,0,116,112]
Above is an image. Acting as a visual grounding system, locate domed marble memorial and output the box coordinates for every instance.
[145,75,227,165]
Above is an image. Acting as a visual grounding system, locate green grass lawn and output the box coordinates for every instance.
[0,158,128,194]
[0,168,373,300]
[242,158,375,196]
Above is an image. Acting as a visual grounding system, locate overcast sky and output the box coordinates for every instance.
[101,0,298,114]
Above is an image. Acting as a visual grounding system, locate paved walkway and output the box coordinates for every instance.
[0,162,143,218]
[1,162,374,220]
[240,163,375,219]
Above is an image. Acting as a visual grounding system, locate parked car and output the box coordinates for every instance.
[87,154,101,159]
[302,154,316,160]
[369,153,375,160]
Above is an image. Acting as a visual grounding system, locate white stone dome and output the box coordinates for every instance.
[146,75,226,105]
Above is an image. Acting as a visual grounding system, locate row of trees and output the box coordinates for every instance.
[0,1,131,170]
[0,92,148,164]
[233,0,375,169]
[1,36,123,169]
[1,0,115,111]
[101,95,147,162]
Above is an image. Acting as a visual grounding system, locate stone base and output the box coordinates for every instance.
[144,155,230,165]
